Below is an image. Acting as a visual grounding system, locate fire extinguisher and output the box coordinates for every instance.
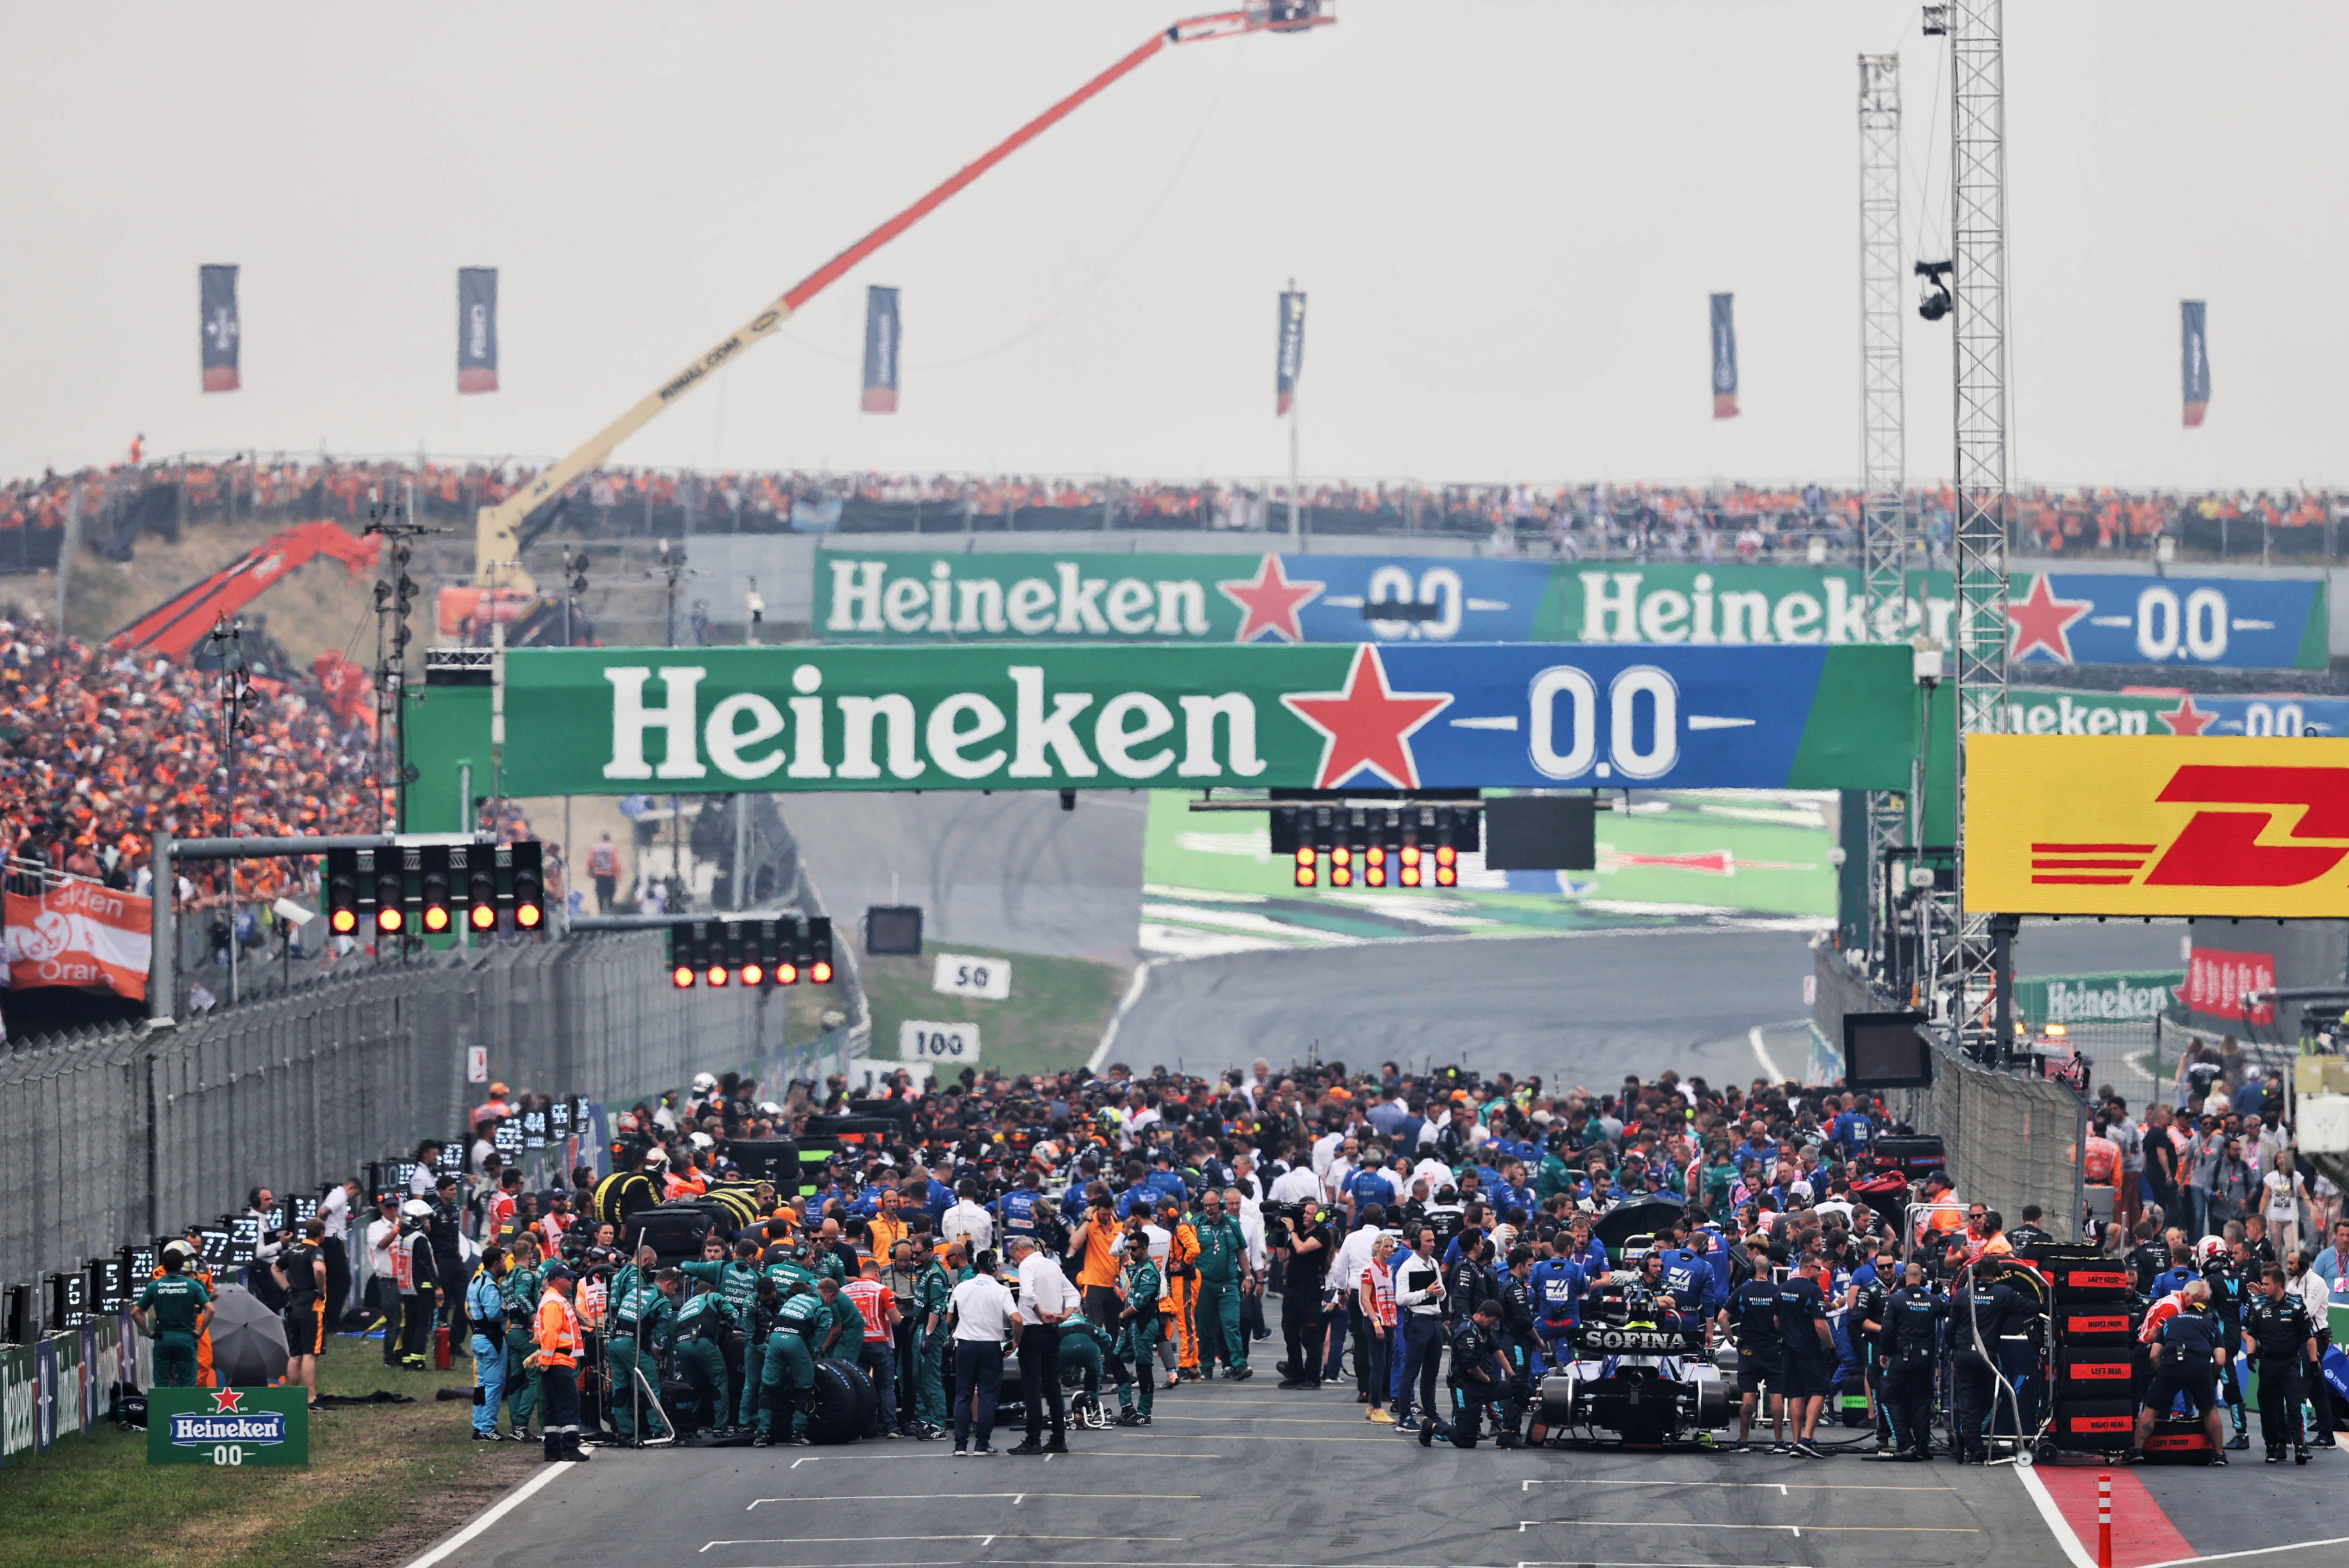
[434,1322,453,1371]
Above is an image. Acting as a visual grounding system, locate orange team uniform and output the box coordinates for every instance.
[1076,1215,1119,1294]
[537,1288,582,1368]
[1167,1219,1201,1370]
[867,1212,910,1260]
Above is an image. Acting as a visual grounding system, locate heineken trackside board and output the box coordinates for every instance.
[444,642,1913,798]
[147,1387,309,1466]
[812,551,2325,670]
[2002,685,2349,738]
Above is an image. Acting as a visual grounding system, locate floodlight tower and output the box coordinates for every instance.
[1857,52,1907,975]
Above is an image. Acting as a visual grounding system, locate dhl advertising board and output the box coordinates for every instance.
[1966,735,2349,917]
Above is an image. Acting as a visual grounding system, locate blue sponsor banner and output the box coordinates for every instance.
[1290,556,1549,644]
[1376,643,1901,792]
[2009,571,2324,670]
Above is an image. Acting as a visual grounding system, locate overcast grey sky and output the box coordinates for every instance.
[4,2,2341,490]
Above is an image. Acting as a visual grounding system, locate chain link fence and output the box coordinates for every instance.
[0,929,861,1291]
[1813,941,2093,1242]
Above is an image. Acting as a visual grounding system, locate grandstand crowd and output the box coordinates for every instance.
[4,454,2339,563]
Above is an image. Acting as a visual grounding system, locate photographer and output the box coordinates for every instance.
[1272,1201,1332,1390]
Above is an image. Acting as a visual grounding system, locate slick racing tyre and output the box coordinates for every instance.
[808,1359,873,1446]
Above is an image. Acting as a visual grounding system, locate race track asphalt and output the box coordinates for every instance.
[1106,928,1822,1090]
[777,789,1150,967]
[414,1375,2110,1568]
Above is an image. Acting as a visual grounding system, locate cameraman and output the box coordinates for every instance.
[1273,1201,1332,1390]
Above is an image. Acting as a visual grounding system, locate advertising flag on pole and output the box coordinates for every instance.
[457,267,499,394]
[861,286,900,413]
[2181,299,2209,428]
[1275,288,1307,416]
[1709,293,1738,419]
[199,265,240,393]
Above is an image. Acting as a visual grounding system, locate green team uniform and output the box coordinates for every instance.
[607,1282,675,1438]
[1115,1258,1163,1416]
[672,1290,732,1429]
[913,1260,953,1429]
[138,1274,212,1388]
[683,1259,761,1415]
[816,1292,864,1360]
[1060,1316,1107,1403]
[499,1261,545,1431]
[757,1290,822,1438]
[1190,1215,1250,1373]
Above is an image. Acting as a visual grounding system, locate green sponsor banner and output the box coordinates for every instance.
[1535,563,1945,646]
[148,1386,309,1466]
[2012,970,2185,1028]
[818,551,1259,642]
[407,642,1916,814]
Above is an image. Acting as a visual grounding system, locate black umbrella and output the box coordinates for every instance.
[206,1284,290,1388]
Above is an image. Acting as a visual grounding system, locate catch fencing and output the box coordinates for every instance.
[1812,941,2091,1243]
[0,930,853,1296]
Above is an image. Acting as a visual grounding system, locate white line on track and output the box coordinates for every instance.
[2137,1536,2349,1567]
[1748,1023,1787,1083]
[396,1462,571,1568]
[1521,1476,1949,1493]
[747,1494,1196,1507]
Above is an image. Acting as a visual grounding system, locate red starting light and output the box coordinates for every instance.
[1330,864,1353,888]
[707,965,730,987]
[1435,844,1457,868]
[423,906,450,933]
[376,907,403,933]
[1295,861,1318,888]
[1293,848,1314,868]
[1435,863,1457,887]
[1331,846,1351,868]
[330,908,357,935]
[515,902,542,929]
[1401,863,1422,887]
[470,903,497,931]
[671,965,695,989]
[1365,863,1386,887]
[1400,844,1422,867]
[810,960,834,984]
[777,961,799,985]
[742,963,765,986]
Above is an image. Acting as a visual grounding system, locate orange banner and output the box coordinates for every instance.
[2,881,151,999]
[1966,734,2349,917]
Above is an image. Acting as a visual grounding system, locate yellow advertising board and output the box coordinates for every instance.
[1965,734,2349,917]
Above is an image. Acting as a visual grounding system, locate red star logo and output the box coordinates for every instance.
[2156,693,2217,736]
[1280,645,1452,790]
[1217,555,1323,643]
[2004,574,2095,662]
[209,1386,246,1414]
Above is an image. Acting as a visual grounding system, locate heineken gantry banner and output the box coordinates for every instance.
[817,552,1553,645]
[463,642,1914,798]
[2002,685,2349,738]
[813,553,2325,669]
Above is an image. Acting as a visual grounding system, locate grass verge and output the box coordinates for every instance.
[858,943,1129,1081]
[0,1337,537,1568]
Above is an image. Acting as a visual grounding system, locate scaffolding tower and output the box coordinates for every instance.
[1857,53,1909,978]
[1946,0,2010,1048]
